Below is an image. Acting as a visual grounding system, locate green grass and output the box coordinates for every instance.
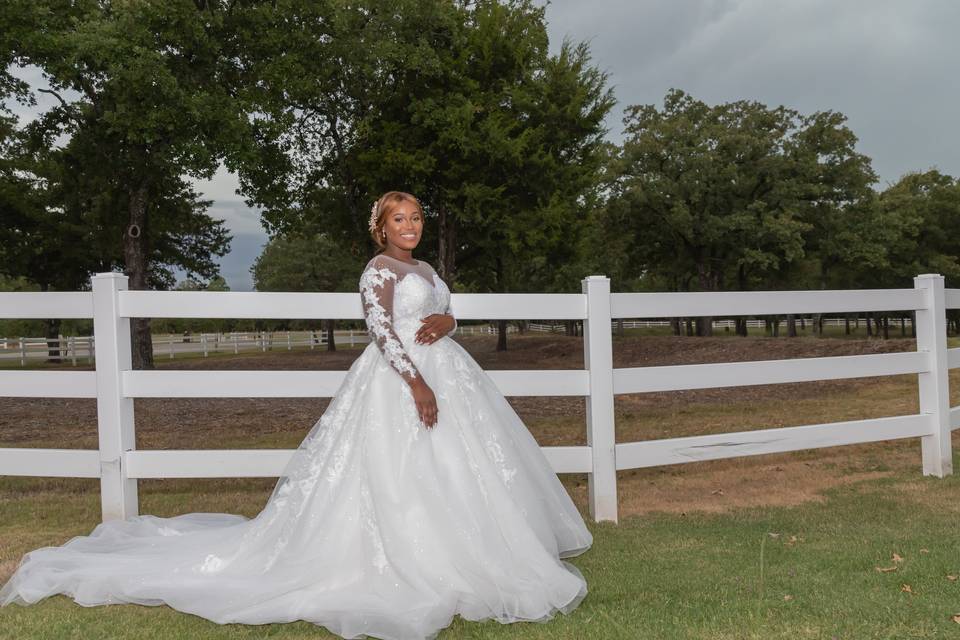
[3,466,960,639]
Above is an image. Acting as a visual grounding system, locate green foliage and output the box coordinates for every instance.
[603,89,882,293]
[251,229,363,294]
[0,0,247,290]
[234,0,614,296]
[871,170,960,287]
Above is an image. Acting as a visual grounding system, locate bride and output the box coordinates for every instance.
[0,190,594,640]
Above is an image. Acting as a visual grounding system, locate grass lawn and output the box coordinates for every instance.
[2,332,960,638]
[3,466,959,639]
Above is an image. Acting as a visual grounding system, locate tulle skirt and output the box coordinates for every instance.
[0,335,593,639]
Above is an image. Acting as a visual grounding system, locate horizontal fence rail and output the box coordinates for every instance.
[0,272,957,524]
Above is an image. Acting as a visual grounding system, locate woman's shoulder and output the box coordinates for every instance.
[361,254,408,281]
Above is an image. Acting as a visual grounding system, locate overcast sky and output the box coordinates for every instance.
[9,0,958,290]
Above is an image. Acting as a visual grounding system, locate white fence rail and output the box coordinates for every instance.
[0,272,956,525]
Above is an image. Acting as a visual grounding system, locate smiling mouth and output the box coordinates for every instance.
[400,233,416,239]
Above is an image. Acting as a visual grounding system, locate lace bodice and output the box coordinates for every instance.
[359,253,456,384]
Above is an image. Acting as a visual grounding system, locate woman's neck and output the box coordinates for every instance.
[383,248,417,265]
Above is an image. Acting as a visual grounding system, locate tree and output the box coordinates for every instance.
[233,0,614,350]
[873,170,960,286]
[607,89,878,336]
[0,0,254,367]
[251,228,363,350]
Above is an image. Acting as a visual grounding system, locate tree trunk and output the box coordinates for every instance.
[786,314,797,337]
[437,203,456,283]
[695,316,712,336]
[696,262,714,337]
[45,318,62,362]
[325,318,335,351]
[39,283,63,363]
[124,180,154,370]
[697,318,713,336]
[497,319,507,351]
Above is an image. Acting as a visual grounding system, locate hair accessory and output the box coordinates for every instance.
[368,198,380,232]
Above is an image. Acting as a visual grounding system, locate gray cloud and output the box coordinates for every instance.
[184,168,269,291]
[537,0,960,187]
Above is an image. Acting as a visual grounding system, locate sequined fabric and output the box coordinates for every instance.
[0,255,593,640]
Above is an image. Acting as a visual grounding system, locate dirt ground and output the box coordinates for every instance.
[1,332,942,519]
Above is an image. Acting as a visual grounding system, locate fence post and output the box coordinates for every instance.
[914,273,953,477]
[92,272,139,521]
[582,275,618,523]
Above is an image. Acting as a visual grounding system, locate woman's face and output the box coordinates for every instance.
[383,201,423,252]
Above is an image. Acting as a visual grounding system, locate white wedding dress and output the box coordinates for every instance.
[0,252,593,639]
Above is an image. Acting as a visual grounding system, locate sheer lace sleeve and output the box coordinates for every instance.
[444,293,457,337]
[359,259,421,385]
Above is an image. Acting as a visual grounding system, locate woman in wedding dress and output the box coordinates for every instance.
[0,190,593,639]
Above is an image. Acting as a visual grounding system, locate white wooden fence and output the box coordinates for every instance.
[0,272,956,524]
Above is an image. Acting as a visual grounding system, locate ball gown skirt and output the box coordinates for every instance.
[0,257,594,640]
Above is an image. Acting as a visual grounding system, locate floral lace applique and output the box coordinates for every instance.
[359,264,421,384]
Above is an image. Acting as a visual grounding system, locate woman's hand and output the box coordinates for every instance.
[415,313,455,345]
[410,378,438,428]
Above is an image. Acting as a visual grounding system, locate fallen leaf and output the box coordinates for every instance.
[920,548,930,554]
[901,584,914,595]
[892,553,904,563]
[952,614,960,624]
[711,488,724,496]
[875,566,897,573]
[783,594,793,601]
[947,575,958,581]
